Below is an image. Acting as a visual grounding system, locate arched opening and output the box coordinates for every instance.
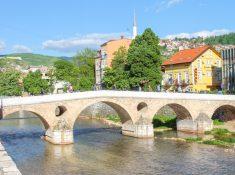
[137,102,148,112]
[212,105,235,129]
[2,110,49,129]
[152,103,192,130]
[73,101,133,138]
[0,110,49,141]
[55,105,67,117]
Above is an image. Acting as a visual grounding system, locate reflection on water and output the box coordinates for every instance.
[0,114,234,175]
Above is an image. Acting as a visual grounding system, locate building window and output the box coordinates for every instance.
[217,71,222,81]
[101,51,107,59]
[168,73,173,85]
[198,70,202,80]
[206,60,211,67]
[206,71,212,77]
[178,73,182,84]
[197,59,202,68]
[185,72,189,83]
[216,60,221,67]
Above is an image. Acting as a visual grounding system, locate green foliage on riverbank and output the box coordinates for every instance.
[213,119,224,126]
[185,137,202,142]
[186,128,235,147]
[106,115,121,123]
[152,115,176,129]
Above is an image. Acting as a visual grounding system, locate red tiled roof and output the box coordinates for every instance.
[163,45,212,66]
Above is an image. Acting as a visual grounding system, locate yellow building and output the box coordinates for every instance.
[162,45,222,92]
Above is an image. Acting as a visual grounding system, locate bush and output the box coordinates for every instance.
[106,115,121,123]
[213,119,224,126]
[211,128,229,136]
[152,115,176,128]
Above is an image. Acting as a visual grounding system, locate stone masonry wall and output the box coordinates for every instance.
[0,142,22,175]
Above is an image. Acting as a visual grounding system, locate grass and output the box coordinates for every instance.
[186,128,235,147]
[106,114,121,123]
[152,115,176,129]
[185,137,202,142]
[202,140,231,147]
[213,119,224,126]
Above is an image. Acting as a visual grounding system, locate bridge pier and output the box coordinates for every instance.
[177,117,213,133]
[122,118,154,138]
[43,118,74,145]
[44,129,74,145]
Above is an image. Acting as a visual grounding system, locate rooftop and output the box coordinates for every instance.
[162,45,217,66]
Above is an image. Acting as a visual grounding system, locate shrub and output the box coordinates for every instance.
[213,119,224,126]
[152,115,176,128]
[106,115,121,123]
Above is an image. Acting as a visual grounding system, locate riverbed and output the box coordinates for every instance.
[0,116,234,175]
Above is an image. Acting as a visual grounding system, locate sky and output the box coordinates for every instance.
[0,0,234,56]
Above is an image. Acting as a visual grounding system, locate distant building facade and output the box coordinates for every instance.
[95,37,132,88]
[95,12,138,89]
[162,45,222,92]
[221,48,235,92]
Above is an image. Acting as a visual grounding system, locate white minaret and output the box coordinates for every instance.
[132,10,138,39]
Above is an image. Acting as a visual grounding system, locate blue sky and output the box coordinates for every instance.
[0,0,234,56]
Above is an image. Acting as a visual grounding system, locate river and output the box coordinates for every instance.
[0,113,234,175]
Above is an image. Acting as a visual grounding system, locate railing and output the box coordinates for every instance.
[2,90,235,107]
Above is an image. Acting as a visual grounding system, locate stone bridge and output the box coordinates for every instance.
[1,91,235,144]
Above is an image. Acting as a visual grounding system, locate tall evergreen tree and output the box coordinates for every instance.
[126,28,162,90]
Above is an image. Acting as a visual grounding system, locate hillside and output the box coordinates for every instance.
[173,33,235,45]
[204,33,235,45]
[2,53,62,66]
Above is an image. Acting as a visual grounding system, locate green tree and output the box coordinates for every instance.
[103,46,130,90]
[0,70,22,96]
[53,60,80,90]
[73,48,96,90]
[23,70,50,95]
[126,28,162,90]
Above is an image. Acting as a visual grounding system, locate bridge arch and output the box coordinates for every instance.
[212,105,235,122]
[153,103,192,120]
[72,100,134,129]
[3,110,50,129]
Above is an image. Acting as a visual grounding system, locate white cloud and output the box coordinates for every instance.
[0,41,5,52]
[12,45,32,53]
[42,32,129,52]
[167,0,183,7]
[165,29,231,39]
[155,0,184,13]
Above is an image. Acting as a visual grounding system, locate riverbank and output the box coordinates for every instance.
[0,141,22,175]
[80,116,122,128]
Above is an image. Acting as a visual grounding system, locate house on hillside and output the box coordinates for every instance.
[162,45,222,92]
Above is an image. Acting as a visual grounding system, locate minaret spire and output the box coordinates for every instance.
[132,9,138,39]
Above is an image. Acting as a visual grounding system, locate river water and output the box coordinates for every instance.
[0,114,234,175]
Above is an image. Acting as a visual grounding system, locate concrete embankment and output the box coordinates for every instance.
[0,141,22,175]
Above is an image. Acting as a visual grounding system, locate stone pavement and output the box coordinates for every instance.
[0,142,22,175]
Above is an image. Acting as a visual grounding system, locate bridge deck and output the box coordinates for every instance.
[1,91,235,107]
